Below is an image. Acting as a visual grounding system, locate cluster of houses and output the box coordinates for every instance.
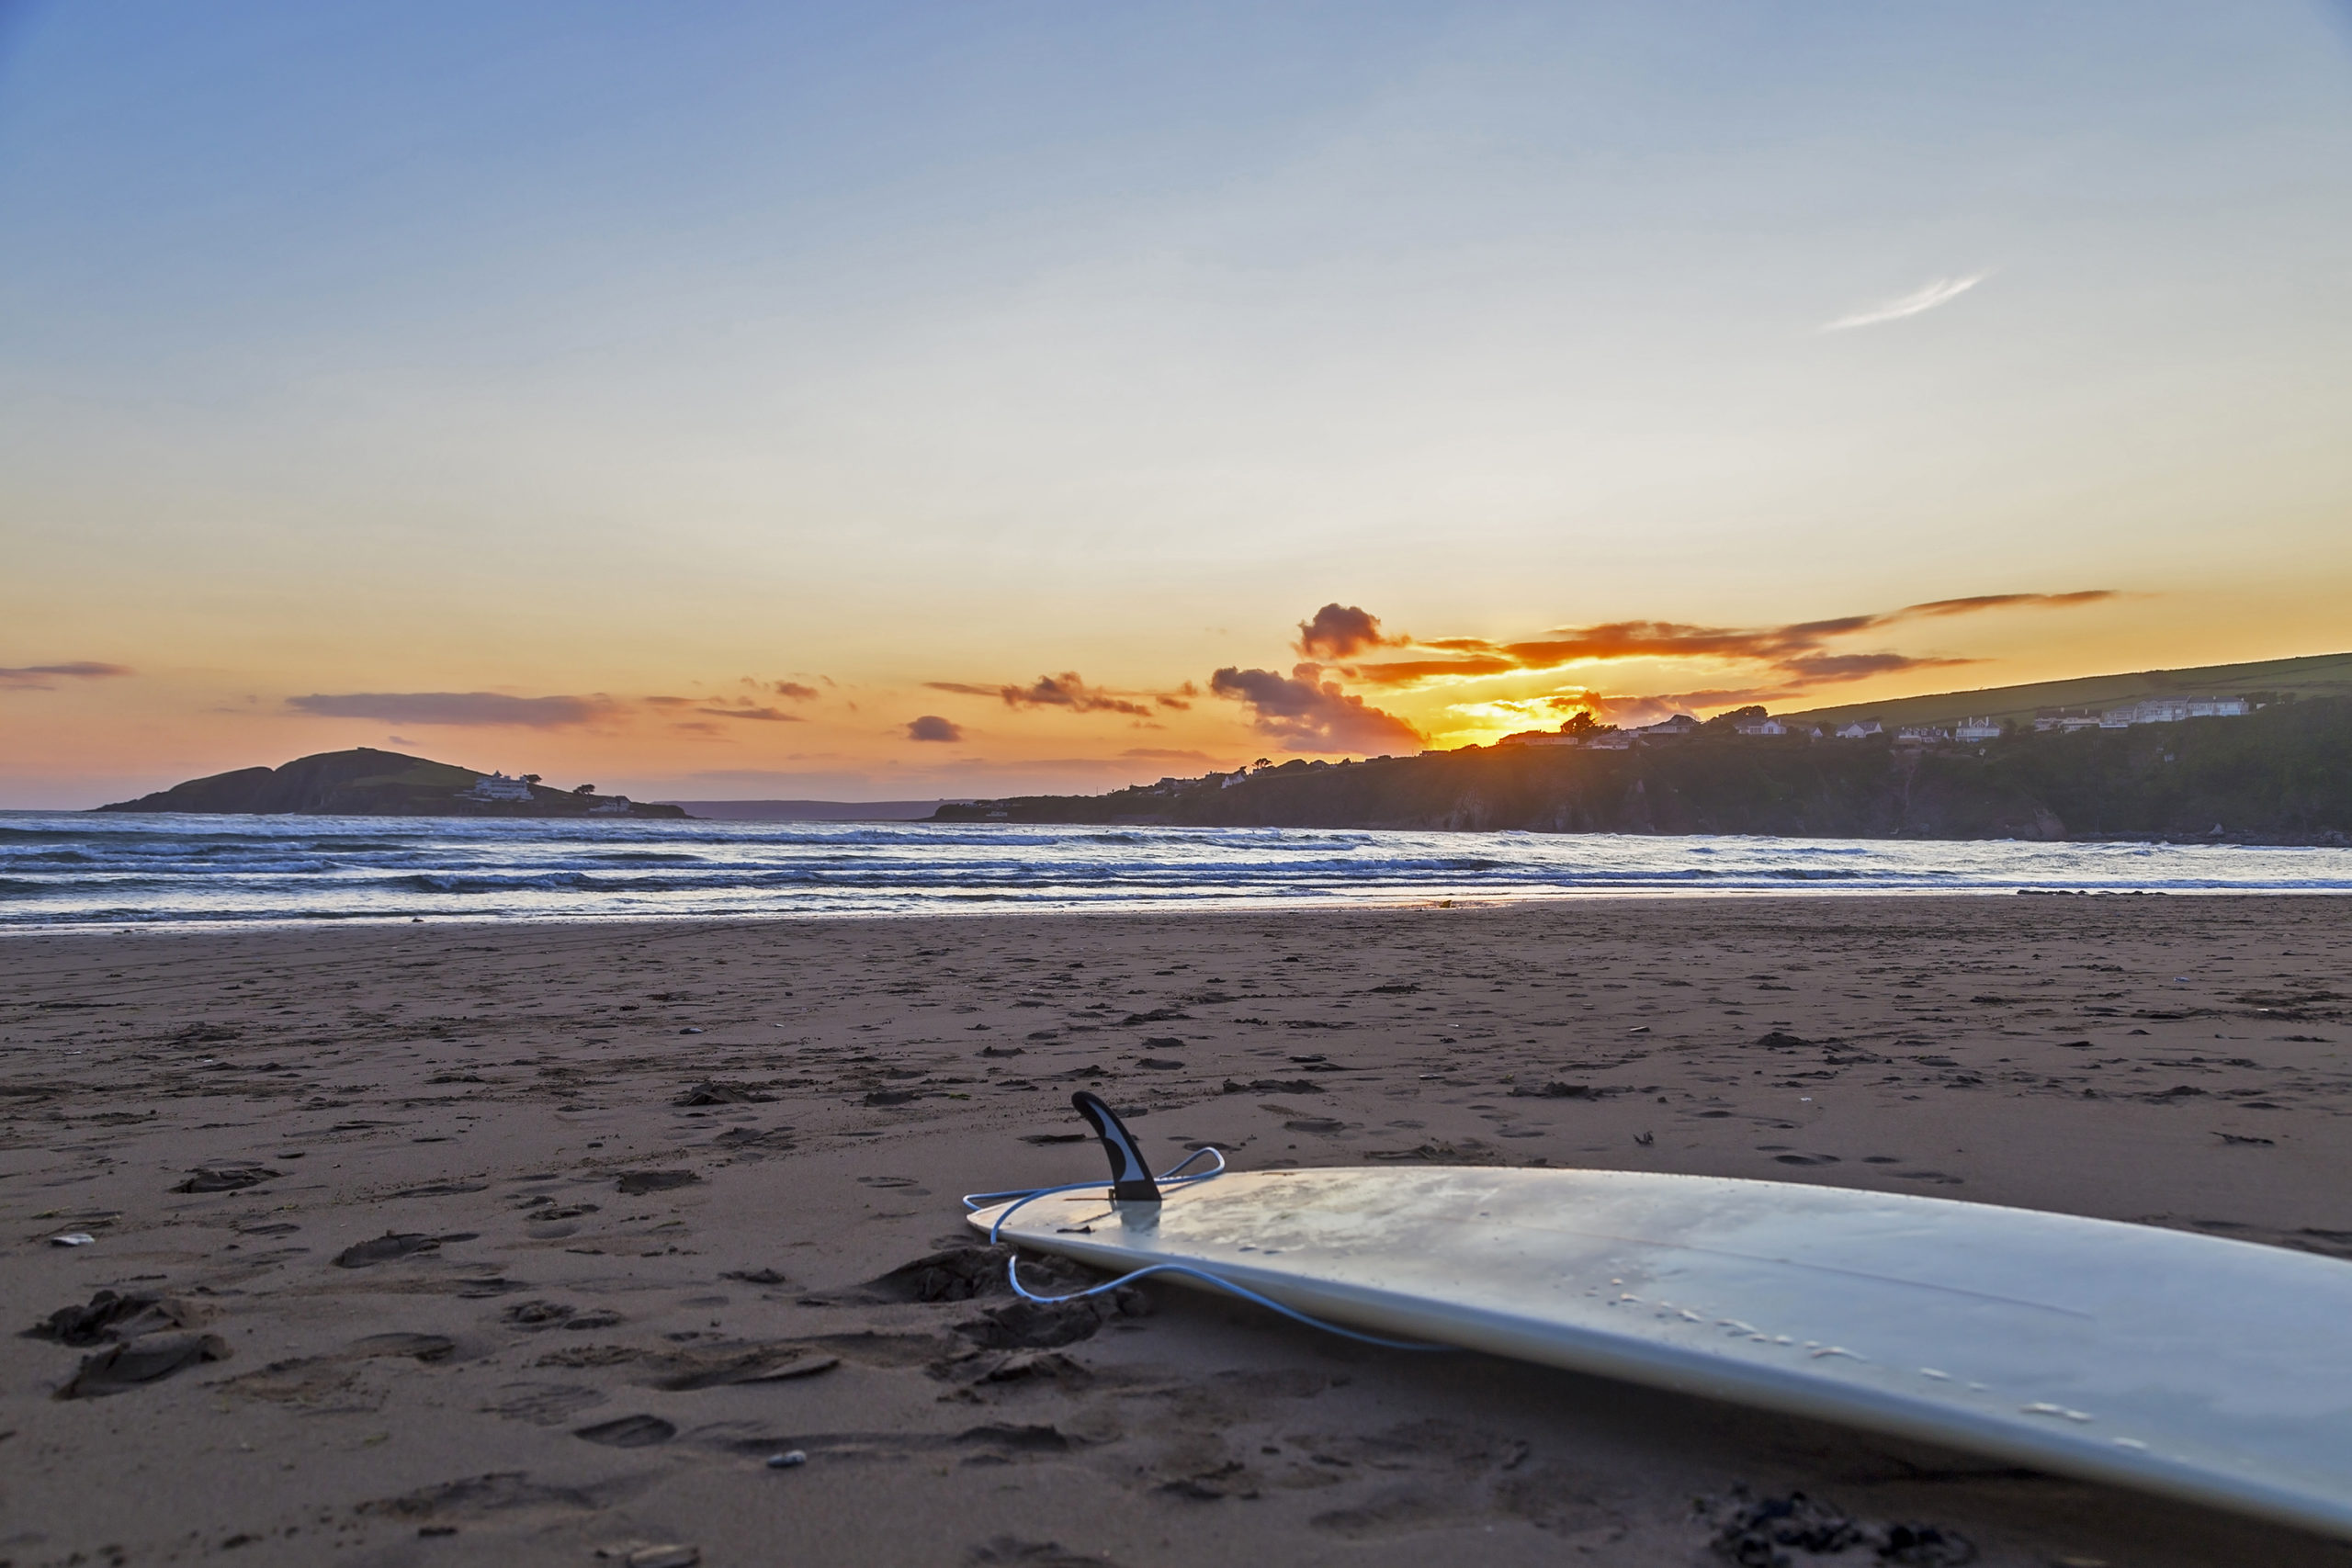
[2031,696,2250,732]
[1132,694,2266,795]
[1495,694,2256,751]
[458,771,635,813]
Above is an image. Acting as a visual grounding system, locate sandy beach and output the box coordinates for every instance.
[5,895,2349,1567]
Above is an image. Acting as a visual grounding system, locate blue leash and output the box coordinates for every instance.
[964,1146,1446,1352]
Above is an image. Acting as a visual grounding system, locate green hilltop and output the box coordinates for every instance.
[1786,649,2352,730]
[96,748,686,818]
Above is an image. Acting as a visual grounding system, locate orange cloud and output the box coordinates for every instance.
[1347,591,2118,690]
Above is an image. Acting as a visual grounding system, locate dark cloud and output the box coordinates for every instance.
[769,682,820,701]
[0,660,133,690]
[1296,604,1402,660]
[698,704,805,722]
[926,672,1190,717]
[1903,590,2118,618]
[907,715,964,743]
[287,692,616,728]
[1209,665,1423,754]
[998,672,1153,716]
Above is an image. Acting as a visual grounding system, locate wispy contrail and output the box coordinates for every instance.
[1824,273,1987,332]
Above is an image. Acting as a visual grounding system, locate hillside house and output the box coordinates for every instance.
[1833,719,1883,739]
[1732,716,1786,736]
[1953,717,2002,741]
[458,772,535,803]
[1636,714,1702,739]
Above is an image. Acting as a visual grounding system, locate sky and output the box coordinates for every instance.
[3,1,2349,806]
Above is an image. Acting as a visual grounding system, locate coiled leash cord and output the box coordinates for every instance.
[963,1141,1445,1352]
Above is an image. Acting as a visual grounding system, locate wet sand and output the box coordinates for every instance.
[4,896,2349,1567]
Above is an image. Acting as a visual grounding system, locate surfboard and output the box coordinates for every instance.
[970,1161,2352,1539]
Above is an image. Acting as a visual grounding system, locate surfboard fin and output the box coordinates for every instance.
[1071,1090,1161,1203]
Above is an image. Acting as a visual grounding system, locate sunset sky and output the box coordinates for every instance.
[4,3,2349,807]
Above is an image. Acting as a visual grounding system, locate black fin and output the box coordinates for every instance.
[1071,1090,1160,1203]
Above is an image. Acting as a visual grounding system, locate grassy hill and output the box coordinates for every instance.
[935,697,2352,843]
[97,749,687,818]
[1786,649,2352,730]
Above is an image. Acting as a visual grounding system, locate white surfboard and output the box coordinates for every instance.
[971,1163,2352,1540]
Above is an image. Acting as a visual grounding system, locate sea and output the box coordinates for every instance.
[3,811,2349,930]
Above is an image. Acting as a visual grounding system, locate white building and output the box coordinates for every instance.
[2102,697,2252,727]
[1834,719,1883,739]
[588,795,632,816]
[1953,717,2002,742]
[459,772,535,803]
[1894,726,1951,745]
[1732,716,1786,737]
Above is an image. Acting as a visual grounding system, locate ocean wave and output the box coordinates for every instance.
[4,809,2350,928]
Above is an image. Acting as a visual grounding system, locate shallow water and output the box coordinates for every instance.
[4,812,2347,929]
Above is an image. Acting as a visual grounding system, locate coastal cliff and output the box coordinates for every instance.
[933,698,2352,843]
[96,749,687,818]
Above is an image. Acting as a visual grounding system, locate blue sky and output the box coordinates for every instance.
[3,2,2348,803]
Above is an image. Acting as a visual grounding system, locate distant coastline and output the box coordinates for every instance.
[933,697,2352,846]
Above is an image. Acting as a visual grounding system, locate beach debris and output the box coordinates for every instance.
[1753,1032,1811,1050]
[1020,1132,1088,1145]
[334,1231,475,1268]
[864,1088,922,1106]
[28,1289,201,1346]
[594,1544,700,1568]
[616,1169,700,1195]
[55,1332,231,1399]
[1136,1057,1185,1070]
[574,1413,676,1448]
[49,1232,96,1247]
[174,1165,280,1193]
[765,1450,808,1468]
[720,1267,789,1285]
[1121,1007,1190,1025]
[678,1027,706,1035]
[502,1299,580,1329]
[674,1080,775,1105]
[1222,1077,1324,1095]
[1634,1132,1656,1146]
[1705,1490,1975,1565]
[1368,982,1421,994]
[967,1536,1104,1565]
[1510,1081,1600,1100]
